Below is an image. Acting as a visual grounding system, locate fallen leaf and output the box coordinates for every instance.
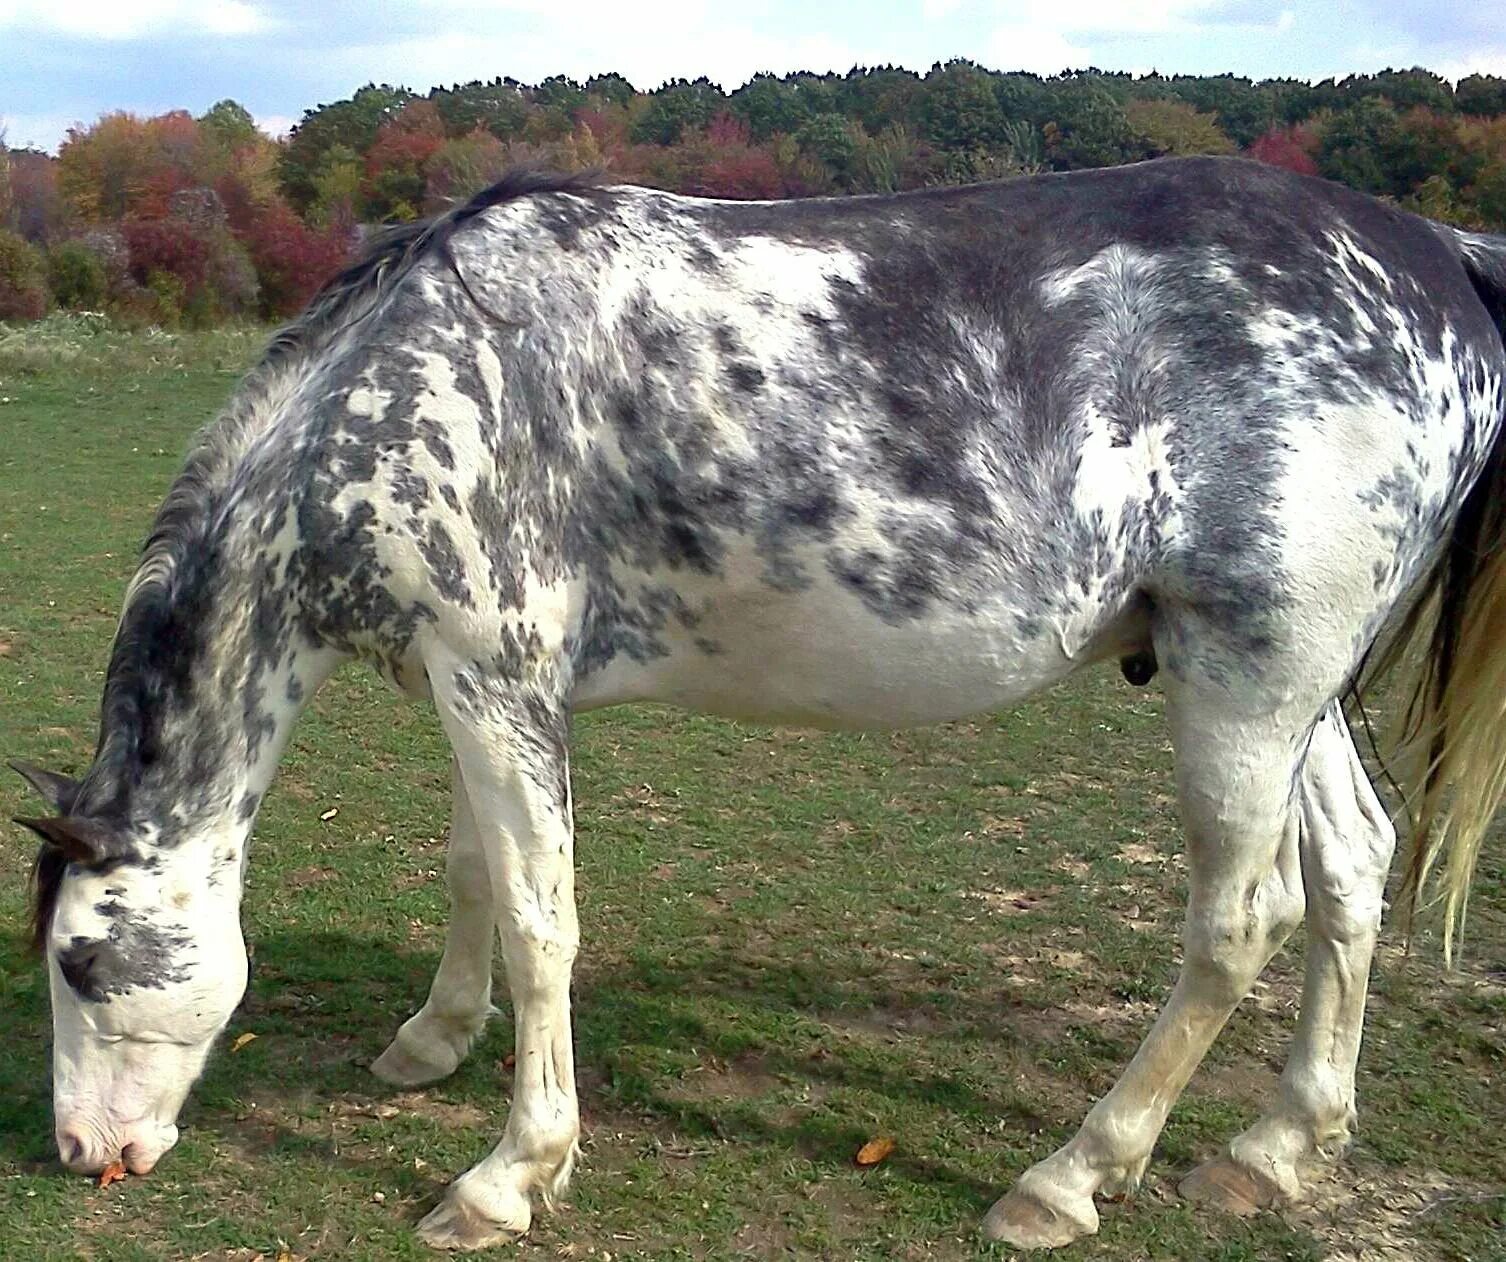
[855,1136,896,1167]
[276,1252,294,1262]
[232,1032,257,1052]
[97,1161,127,1189]
[319,807,338,821]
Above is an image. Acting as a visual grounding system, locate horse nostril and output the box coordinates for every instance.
[59,1131,86,1168]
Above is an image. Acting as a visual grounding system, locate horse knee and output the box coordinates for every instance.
[1186,872,1304,1001]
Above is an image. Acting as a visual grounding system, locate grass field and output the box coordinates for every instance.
[0,318,1503,1261]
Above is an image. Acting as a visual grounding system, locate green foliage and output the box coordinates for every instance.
[1043,78,1150,170]
[631,78,725,145]
[1457,74,1506,119]
[1344,67,1455,113]
[19,59,1506,332]
[839,65,921,134]
[728,74,810,141]
[1161,74,1276,146]
[198,99,260,150]
[1318,100,1458,199]
[795,113,861,186]
[430,79,530,140]
[46,240,108,310]
[309,144,362,228]
[1472,158,1506,224]
[0,226,50,320]
[532,75,587,116]
[917,60,1008,152]
[584,73,637,108]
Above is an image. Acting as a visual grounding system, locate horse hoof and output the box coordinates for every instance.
[371,1037,457,1088]
[416,1187,530,1252]
[982,1185,1099,1250]
[1178,1154,1283,1217]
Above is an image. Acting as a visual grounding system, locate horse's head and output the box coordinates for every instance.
[11,760,249,1177]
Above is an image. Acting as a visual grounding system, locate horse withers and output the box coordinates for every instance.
[12,158,1506,1250]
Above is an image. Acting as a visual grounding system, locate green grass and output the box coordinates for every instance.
[1,320,1503,1261]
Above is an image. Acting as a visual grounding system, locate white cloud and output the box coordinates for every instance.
[0,0,273,39]
[252,111,293,139]
[1433,50,1506,83]
[991,0,1220,36]
[317,16,865,97]
[985,25,1093,75]
[0,109,86,150]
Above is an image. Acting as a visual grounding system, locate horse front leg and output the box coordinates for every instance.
[415,651,579,1252]
[985,688,1309,1249]
[1180,703,1395,1212]
[372,756,497,1087]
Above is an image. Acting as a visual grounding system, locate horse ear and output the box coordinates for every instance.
[8,760,81,815]
[11,816,117,866]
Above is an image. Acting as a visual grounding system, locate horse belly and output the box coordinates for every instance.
[571,582,1106,728]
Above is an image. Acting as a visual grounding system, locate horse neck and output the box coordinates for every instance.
[78,510,342,852]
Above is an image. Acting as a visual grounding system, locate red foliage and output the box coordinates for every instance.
[1246,124,1320,177]
[235,200,349,317]
[8,151,65,243]
[123,216,211,289]
[705,111,752,148]
[577,107,628,150]
[697,148,787,199]
[365,101,447,178]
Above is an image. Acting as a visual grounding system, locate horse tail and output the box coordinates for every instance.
[1385,227,1506,960]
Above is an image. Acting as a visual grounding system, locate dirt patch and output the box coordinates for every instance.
[1280,1161,1499,1262]
[966,887,1057,915]
[671,1051,781,1103]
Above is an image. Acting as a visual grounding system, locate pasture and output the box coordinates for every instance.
[0,318,1502,1260]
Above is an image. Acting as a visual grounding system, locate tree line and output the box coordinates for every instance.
[4,62,1506,325]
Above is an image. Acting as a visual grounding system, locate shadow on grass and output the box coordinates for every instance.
[0,926,1075,1214]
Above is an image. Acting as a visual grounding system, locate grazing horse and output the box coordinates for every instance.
[11,158,1506,1251]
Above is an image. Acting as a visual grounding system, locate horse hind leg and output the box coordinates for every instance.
[1180,702,1395,1213]
[372,756,497,1087]
[985,664,1311,1248]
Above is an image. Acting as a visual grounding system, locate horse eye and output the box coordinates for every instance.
[57,940,106,1002]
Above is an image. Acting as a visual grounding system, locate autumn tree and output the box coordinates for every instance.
[362,100,446,221]
[426,130,509,210]
[0,121,11,232]
[280,84,415,211]
[1125,98,1236,157]
[58,113,153,220]
[1247,123,1321,177]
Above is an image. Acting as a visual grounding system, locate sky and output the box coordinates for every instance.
[2,0,1504,152]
